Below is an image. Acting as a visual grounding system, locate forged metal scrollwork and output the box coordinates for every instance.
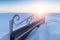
[9,14,41,40]
[9,14,20,40]
[13,15,20,25]
[26,18,30,25]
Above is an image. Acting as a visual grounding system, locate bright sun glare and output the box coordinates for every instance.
[33,7,46,15]
[36,8,43,14]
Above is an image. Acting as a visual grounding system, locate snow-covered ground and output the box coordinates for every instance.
[0,13,32,39]
[25,13,60,40]
[1,13,60,40]
[46,13,60,40]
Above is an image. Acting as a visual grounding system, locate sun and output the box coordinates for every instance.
[36,8,43,14]
[33,7,45,15]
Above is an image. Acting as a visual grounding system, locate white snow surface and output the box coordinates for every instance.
[25,13,60,40]
[1,13,60,40]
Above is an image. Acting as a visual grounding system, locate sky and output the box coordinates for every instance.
[0,0,60,14]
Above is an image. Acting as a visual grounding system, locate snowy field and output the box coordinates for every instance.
[0,13,32,39]
[0,13,60,40]
[25,13,60,40]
